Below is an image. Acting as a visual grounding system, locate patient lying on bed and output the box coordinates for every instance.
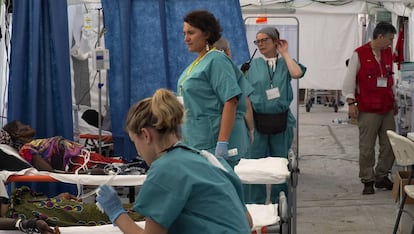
[3,186,143,227]
[0,121,123,174]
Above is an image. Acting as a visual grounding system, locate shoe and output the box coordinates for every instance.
[362,182,375,195]
[375,176,393,190]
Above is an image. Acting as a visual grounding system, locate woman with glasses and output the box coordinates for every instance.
[176,10,250,168]
[243,27,306,204]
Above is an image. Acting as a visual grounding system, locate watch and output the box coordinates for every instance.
[348,101,357,106]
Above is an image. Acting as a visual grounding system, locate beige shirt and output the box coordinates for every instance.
[342,52,360,100]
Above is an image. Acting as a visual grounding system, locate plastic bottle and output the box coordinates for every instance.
[332,118,349,124]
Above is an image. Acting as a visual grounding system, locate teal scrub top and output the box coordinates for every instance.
[177,50,247,158]
[133,143,250,234]
[245,57,306,127]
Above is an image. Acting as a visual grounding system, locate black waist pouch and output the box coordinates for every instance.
[253,110,288,135]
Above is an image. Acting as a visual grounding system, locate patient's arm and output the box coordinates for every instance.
[0,218,59,234]
[55,192,82,202]
[32,155,54,172]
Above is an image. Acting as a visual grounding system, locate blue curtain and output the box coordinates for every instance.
[101,0,250,160]
[8,0,76,196]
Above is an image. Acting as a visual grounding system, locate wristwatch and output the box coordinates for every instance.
[348,101,357,106]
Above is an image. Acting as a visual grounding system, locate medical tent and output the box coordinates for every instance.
[0,0,413,163]
[240,0,413,90]
[3,0,252,163]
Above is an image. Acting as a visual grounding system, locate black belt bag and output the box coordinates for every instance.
[253,110,288,135]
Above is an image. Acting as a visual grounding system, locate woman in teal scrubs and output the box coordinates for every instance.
[95,88,252,234]
[214,37,255,156]
[244,27,307,204]
[176,10,249,168]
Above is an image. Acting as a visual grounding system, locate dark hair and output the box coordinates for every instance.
[184,10,222,45]
[373,21,396,39]
[3,120,19,140]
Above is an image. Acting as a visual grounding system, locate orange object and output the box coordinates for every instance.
[7,175,58,182]
[80,134,112,142]
[256,17,268,24]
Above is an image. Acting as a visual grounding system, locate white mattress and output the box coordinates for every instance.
[0,168,146,199]
[2,156,289,187]
[235,157,290,184]
[1,168,146,186]
[1,156,290,198]
[246,203,280,230]
[0,221,145,234]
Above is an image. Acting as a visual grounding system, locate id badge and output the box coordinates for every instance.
[266,87,280,100]
[377,77,387,88]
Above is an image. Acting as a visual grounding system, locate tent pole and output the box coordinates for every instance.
[97,8,102,155]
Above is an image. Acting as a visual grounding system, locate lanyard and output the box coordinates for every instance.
[178,48,216,96]
[267,58,278,88]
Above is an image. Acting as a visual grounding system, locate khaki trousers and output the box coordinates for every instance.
[358,111,395,183]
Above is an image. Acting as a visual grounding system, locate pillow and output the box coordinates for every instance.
[0,144,31,171]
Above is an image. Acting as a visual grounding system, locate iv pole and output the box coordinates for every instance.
[96,7,103,155]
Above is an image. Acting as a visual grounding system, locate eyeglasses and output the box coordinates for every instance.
[253,37,270,45]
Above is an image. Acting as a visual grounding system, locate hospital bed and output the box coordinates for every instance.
[235,150,299,234]
[0,222,146,234]
[76,107,113,156]
[0,148,297,234]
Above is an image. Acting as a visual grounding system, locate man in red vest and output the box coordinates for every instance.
[343,22,397,195]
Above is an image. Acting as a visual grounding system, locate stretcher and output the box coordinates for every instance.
[0,221,145,234]
[235,150,298,234]
[0,151,297,234]
[304,89,340,112]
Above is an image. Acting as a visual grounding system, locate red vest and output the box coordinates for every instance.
[355,42,395,114]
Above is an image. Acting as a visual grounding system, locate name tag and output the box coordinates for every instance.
[266,87,280,100]
[377,77,387,88]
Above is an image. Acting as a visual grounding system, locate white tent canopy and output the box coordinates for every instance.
[1,0,412,124]
[240,0,414,90]
[65,0,414,90]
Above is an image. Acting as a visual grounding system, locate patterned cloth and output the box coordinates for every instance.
[19,136,83,170]
[8,186,144,227]
[0,129,12,146]
[18,136,123,172]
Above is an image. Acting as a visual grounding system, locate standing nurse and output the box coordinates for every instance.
[244,27,306,203]
[177,10,249,168]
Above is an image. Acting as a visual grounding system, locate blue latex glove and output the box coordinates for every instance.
[96,184,126,224]
[215,141,229,159]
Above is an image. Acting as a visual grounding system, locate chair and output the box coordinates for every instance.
[386,130,414,234]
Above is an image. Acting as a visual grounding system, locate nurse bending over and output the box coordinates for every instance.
[96,88,252,234]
